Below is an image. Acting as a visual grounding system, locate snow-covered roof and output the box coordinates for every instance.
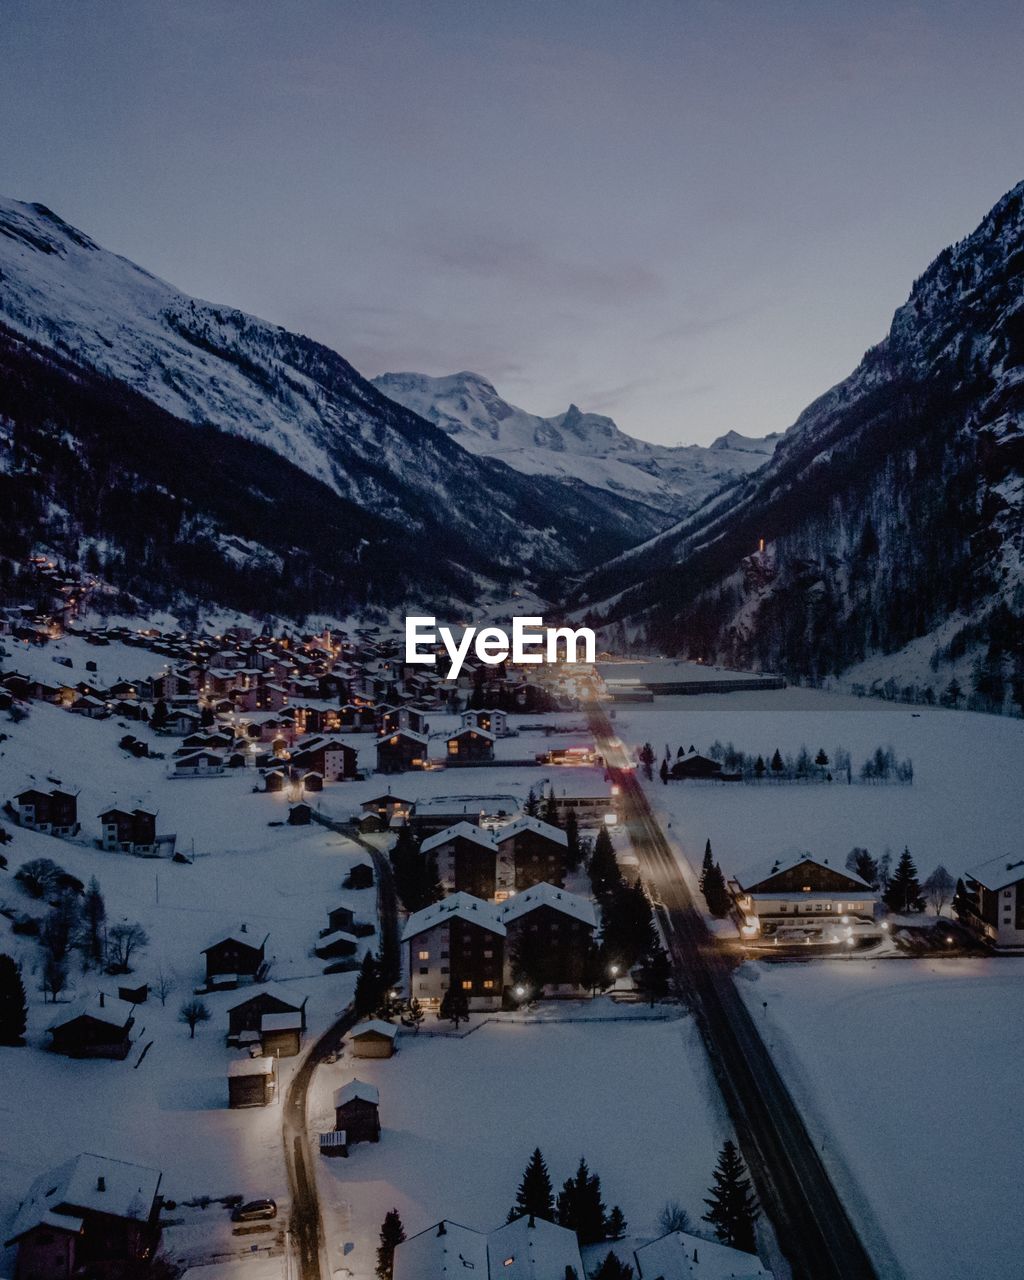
[228,1055,275,1077]
[48,994,135,1031]
[317,929,358,947]
[350,1019,398,1040]
[964,853,1024,891]
[5,1153,162,1245]
[493,815,568,847]
[421,821,497,855]
[203,927,268,953]
[334,1079,379,1107]
[261,1011,303,1031]
[378,729,430,745]
[742,853,872,891]
[487,1214,585,1280]
[634,1229,773,1279]
[401,893,506,942]
[227,982,307,1012]
[448,726,496,742]
[500,882,597,929]
[394,1220,489,1280]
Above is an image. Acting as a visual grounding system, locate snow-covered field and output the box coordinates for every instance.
[612,689,1024,886]
[738,958,1024,1280]
[309,1015,730,1280]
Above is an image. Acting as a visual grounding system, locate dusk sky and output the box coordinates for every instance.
[3,0,1023,446]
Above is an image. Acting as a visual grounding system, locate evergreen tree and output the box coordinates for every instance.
[376,1208,406,1280]
[636,946,671,1007]
[602,880,658,967]
[82,876,106,966]
[525,787,539,818]
[354,951,384,1017]
[556,1158,606,1243]
[563,808,583,873]
[0,953,28,1046]
[594,1253,634,1280]
[699,839,714,893]
[883,848,924,914]
[400,997,425,1033]
[151,698,169,731]
[543,789,561,828]
[702,862,730,917]
[438,985,469,1029]
[845,848,879,888]
[639,742,655,780]
[580,940,609,996]
[605,1205,627,1240]
[770,749,784,777]
[702,1140,758,1253]
[508,1148,555,1222]
[659,758,669,785]
[589,825,622,900]
[754,755,766,779]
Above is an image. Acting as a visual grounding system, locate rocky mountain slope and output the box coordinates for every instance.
[577,180,1024,710]
[372,369,776,518]
[0,197,660,616]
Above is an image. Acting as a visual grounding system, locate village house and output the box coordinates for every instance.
[98,807,158,855]
[260,1010,304,1057]
[226,984,308,1045]
[732,855,878,941]
[542,781,620,828]
[47,993,135,1059]
[338,703,378,732]
[333,1079,381,1144]
[460,707,510,736]
[376,729,430,773]
[203,925,268,985]
[394,1214,585,1280]
[423,822,499,899]
[344,861,375,890]
[402,893,506,1010]
[314,929,359,962]
[493,815,568,893]
[172,748,226,777]
[290,734,359,781]
[960,855,1024,949]
[4,1153,163,1280]
[378,704,430,736]
[632,1230,773,1279]
[11,788,79,837]
[227,1056,276,1107]
[69,693,108,718]
[348,1019,398,1058]
[500,882,598,994]
[446,726,496,763]
[670,750,730,781]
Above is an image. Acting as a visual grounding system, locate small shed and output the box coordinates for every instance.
[333,1079,381,1144]
[228,1055,276,1107]
[288,803,313,826]
[349,1019,398,1059]
[264,769,286,793]
[261,1010,303,1058]
[302,771,324,793]
[344,862,374,890]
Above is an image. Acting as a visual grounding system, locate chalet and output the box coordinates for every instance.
[446,727,496,763]
[460,707,510,737]
[172,749,226,777]
[159,709,203,736]
[393,1214,584,1280]
[348,1019,398,1059]
[493,815,568,893]
[98,808,158,855]
[423,822,499,899]
[13,788,79,837]
[47,994,135,1059]
[288,802,313,825]
[360,791,414,821]
[69,694,108,718]
[227,1056,276,1107]
[314,929,359,961]
[4,1153,163,1280]
[203,925,268,984]
[226,984,307,1043]
[290,735,359,781]
[670,750,727,780]
[733,855,878,941]
[960,855,1024,949]
[500,882,597,994]
[324,904,356,934]
[333,1079,381,1144]
[260,1010,303,1057]
[377,730,430,773]
[301,770,324,792]
[402,893,506,1010]
[263,768,287,792]
[344,862,375,890]
[379,704,430,736]
[338,703,377,732]
[633,1230,773,1279]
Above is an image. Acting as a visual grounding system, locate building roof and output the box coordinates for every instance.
[395,1220,489,1280]
[5,1153,162,1245]
[334,1078,380,1107]
[350,1019,399,1041]
[741,853,872,893]
[378,729,430,745]
[634,1230,773,1279]
[203,927,269,954]
[493,815,568,847]
[421,821,497,855]
[964,853,1024,891]
[261,1011,303,1032]
[448,727,497,742]
[486,1215,586,1280]
[500,882,597,929]
[228,1055,276,1077]
[227,982,307,1012]
[401,892,506,942]
[48,994,135,1032]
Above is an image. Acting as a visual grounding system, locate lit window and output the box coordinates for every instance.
[461,980,473,990]
[483,980,495,989]
[418,950,429,961]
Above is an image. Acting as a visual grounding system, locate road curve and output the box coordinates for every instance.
[588,699,885,1280]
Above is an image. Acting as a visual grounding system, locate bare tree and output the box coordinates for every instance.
[107,921,149,973]
[658,1200,693,1235]
[923,865,956,917]
[179,997,211,1039]
[41,953,69,1003]
[39,891,80,965]
[153,963,176,1007]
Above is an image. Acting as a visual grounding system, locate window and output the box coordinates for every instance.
[461,980,473,990]
[483,980,495,989]
[419,967,429,976]
[418,950,429,961]
[440,966,449,974]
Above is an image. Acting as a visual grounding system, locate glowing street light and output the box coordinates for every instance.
[609,963,620,978]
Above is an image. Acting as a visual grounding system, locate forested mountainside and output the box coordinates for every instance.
[577,181,1024,709]
[373,369,776,519]
[0,197,658,618]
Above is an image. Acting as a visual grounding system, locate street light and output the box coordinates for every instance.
[609,964,620,979]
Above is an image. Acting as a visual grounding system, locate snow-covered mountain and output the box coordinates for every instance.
[578,179,1024,709]
[0,196,660,614]
[372,370,777,517]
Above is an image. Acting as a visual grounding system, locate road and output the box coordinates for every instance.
[588,699,884,1280]
[282,828,401,1280]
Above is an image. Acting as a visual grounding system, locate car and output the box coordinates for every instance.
[231,1198,277,1222]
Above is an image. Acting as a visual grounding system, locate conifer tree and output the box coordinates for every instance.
[525,787,539,818]
[543,789,561,828]
[508,1148,555,1222]
[594,1253,634,1280]
[702,862,730,917]
[588,825,621,900]
[0,953,28,1046]
[605,1205,627,1240]
[700,839,714,893]
[563,808,582,873]
[556,1158,606,1243]
[702,1140,758,1253]
[770,748,784,777]
[376,1208,406,1280]
[438,985,469,1029]
[883,848,924,914]
[659,758,669,785]
[354,951,384,1017]
[82,876,106,966]
[400,997,425,1033]
[636,945,671,1006]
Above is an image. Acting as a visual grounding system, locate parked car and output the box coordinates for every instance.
[231,1198,277,1222]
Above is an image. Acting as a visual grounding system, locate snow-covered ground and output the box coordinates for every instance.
[309,1015,730,1280]
[611,689,1024,886]
[737,958,1024,1280]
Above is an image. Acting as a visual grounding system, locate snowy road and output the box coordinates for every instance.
[587,698,886,1280]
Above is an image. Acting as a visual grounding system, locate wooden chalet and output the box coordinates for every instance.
[333,1079,381,1144]
[376,730,429,773]
[227,1056,276,1107]
[98,808,157,855]
[13,788,79,837]
[445,727,495,763]
[203,925,268,984]
[47,994,135,1060]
